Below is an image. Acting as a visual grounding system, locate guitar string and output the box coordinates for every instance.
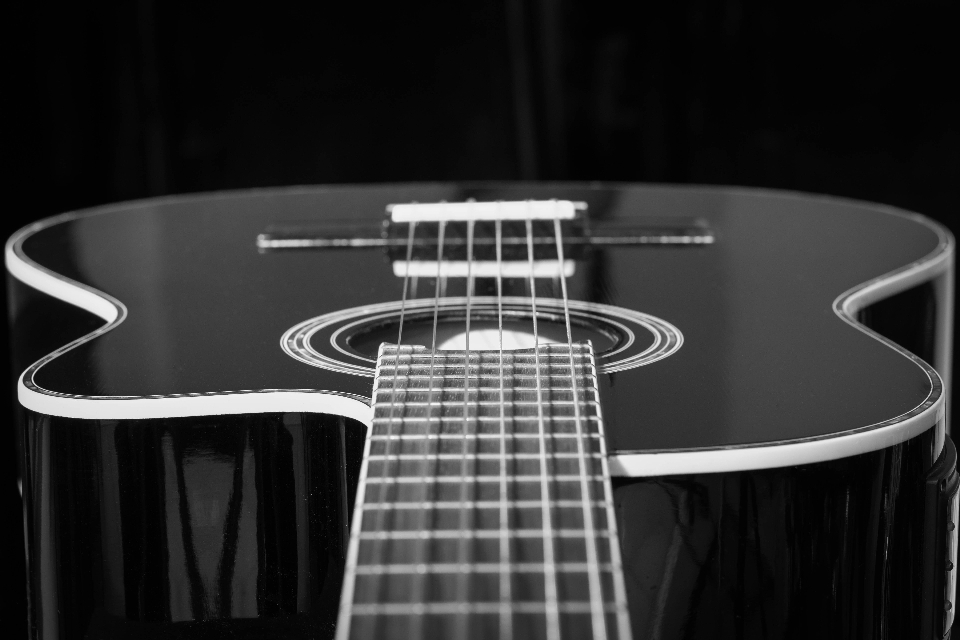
[456,218,476,638]
[526,217,562,640]
[553,216,608,640]
[409,219,446,640]
[365,220,417,635]
[496,217,513,640]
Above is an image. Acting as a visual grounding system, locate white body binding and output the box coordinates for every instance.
[5,190,954,476]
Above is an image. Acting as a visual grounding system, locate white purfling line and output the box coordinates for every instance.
[6,212,377,424]
[526,218,562,640]
[6,191,951,477]
[283,295,670,377]
[554,218,612,640]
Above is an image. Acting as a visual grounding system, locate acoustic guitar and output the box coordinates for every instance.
[6,183,957,639]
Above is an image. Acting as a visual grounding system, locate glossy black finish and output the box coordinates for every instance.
[13,184,947,452]
[20,409,366,639]
[858,274,952,385]
[17,408,950,639]
[613,421,948,639]
[8,184,955,639]
[922,437,959,639]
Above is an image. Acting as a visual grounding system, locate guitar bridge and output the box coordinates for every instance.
[256,199,714,260]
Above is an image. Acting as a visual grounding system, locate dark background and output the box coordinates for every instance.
[3,0,958,634]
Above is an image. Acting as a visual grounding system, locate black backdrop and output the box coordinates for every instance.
[4,0,958,635]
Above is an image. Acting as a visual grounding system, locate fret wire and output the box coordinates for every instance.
[369,433,602,440]
[364,462,604,479]
[555,217,610,640]
[358,499,613,510]
[368,434,603,458]
[350,602,622,616]
[373,395,599,404]
[371,411,600,422]
[526,218,561,640]
[362,478,601,504]
[378,355,592,367]
[376,372,595,383]
[383,356,593,378]
[341,222,628,640]
[374,389,596,398]
[369,420,600,435]
[367,453,604,461]
[372,398,600,406]
[371,397,599,407]
[497,217,512,640]
[358,529,613,540]
[456,218,476,640]
[374,372,592,381]
[353,562,615,575]
[364,475,607,484]
[381,347,589,357]
[376,358,593,367]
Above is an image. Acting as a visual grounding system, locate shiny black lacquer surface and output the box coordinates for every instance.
[19,407,949,639]
[15,184,945,452]
[20,409,366,639]
[614,422,945,639]
[8,184,955,639]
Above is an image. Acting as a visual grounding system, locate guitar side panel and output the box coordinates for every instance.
[6,184,958,639]
[12,271,951,638]
[18,408,367,639]
[17,404,948,639]
[613,421,948,640]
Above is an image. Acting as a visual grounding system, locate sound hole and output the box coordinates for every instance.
[344,311,620,357]
[282,296,681,376]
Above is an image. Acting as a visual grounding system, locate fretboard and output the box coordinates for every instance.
[336,342,632,640]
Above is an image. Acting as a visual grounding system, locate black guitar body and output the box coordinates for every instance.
[7,183,957,639]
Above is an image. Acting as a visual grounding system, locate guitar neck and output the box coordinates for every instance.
[336,341,632,640]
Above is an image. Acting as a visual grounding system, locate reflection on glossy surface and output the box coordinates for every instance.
[614,421,946,639]
[22,404,949,639]
[13,184,948,451]
[9,184,956,638]
[21,410,366,639]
